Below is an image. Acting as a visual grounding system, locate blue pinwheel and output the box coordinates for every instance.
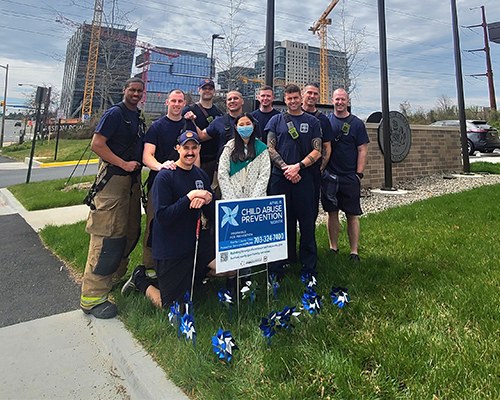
[218,287,234,319]
[268,274,280,300]
[218,288,234,308]
[276,306,301,333]
[241,280,258,306]
[221,205,239,228]
[301,273,317,289]
[221,205,239,241]
[302,288,322,316]
[211,329,238,362]
[259,311,277,345]
[168,302,180,335]
[330,287,350,308]
[180,313,196,346]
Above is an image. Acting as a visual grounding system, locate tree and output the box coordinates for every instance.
[399,100,429,124]
[328,0,369,98]
[434,94,458,121]
[212,0,256,92]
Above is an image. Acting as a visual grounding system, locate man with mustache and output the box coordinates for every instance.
[122,89,195,296]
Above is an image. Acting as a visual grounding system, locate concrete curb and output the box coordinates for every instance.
[40,159,99,168]
[91,315,190,400]
[22,157,99,168]
[0,187,26,215]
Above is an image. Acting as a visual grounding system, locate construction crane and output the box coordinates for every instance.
[309,0,340,104]
[81,0,104,121]
[56,14,179,117]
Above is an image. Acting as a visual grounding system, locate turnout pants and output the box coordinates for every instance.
[80,170,142,310]
[269,171,318,276]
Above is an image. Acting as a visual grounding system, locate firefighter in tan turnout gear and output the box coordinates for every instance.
[80,77,146,319]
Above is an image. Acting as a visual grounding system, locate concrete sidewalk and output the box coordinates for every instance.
[0,188,189,400]
[0,311,188,400]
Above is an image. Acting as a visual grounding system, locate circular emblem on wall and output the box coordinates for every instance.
[377,111,412,163]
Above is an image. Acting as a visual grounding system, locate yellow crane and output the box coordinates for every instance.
[309,0,340,104]
[81,0,104,121]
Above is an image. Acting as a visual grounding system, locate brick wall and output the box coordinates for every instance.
[362,124,463,189]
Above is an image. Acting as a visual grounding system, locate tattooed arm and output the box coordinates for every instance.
[320,140,331,172]
[282,137,322,183]
[267,131,287,170]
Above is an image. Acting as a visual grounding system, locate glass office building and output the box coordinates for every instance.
[137,48,211,117]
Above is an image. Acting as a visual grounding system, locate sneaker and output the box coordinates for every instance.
[350,253,361,263]
[121,265,146,296]
[329,248,339,254]
[81,301,117,319]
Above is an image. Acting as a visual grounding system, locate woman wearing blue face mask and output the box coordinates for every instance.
[218,112,271,200]
[218,112,271,288]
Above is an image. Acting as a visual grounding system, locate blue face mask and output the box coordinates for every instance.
[237,125,253,139]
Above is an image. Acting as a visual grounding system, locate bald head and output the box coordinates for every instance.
[332,88,349,118]
[333,88,348,101]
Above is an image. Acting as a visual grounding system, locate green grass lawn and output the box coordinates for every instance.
[1,139,95,163]
[8,162,496,212]
[39,183,500,399]
[8,176,95,211]
[8,171,149,211]
[470,161,500,175]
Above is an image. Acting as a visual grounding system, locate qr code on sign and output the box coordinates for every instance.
[220,252,228,262]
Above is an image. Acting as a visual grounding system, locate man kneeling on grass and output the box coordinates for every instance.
[122,131,235,306]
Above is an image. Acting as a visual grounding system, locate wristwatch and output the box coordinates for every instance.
[299,161,306,170]
[356,172,364,179]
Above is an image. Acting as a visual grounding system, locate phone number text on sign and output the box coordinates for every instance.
[253,232,285,244]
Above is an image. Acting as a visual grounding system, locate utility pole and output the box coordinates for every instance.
[0,64,8,148]
[451,0,471,173]
[467,6,497,110]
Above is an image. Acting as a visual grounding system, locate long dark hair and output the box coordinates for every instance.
[231,113,257,163]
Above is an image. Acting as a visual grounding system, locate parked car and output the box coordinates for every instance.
[430,120,500,155]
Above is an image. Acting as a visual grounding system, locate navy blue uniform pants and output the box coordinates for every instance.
[269,171,318,276]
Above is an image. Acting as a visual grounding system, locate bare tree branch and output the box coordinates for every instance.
[211,0,256,90]
[328,0,369,100]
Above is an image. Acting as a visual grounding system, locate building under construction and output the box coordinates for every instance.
[254,40,349,101]
[218,40,348,102]
[60,24,137,119]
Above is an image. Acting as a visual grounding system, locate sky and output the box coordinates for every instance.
[0,0,499,119]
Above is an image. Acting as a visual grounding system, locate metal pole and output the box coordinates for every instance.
[54,119,61,161]
[451,0,471,173]
[0,64,8,148]
[481,6,497,110]
[26,87,45,184]
[210,35,216,80]
[42,86,52,143]
[377,0,394,190]
[265,0,275,87]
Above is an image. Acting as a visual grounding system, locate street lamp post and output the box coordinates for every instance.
[210,34,224,80]
[0,64,8,148]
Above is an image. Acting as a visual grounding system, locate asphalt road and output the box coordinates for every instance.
[0,213,80,328]
[0,154,98,188]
